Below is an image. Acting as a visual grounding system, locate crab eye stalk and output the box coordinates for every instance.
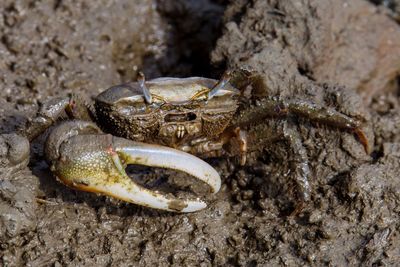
[138,71,153,104]
[207,70,232,100]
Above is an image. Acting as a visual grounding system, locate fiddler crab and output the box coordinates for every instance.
[10,69,369,213]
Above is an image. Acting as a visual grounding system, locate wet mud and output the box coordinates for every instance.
[1,0,400,266]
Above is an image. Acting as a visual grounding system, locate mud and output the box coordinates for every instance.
[0,0,400,266]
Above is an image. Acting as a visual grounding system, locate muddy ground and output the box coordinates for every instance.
[0,0,400,266]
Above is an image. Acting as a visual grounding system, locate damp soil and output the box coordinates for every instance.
[1,0,400,266]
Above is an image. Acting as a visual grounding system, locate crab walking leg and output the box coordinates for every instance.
[46,131,220,212]
[233,97,370,154]
[244,122,311,213]
[282,123,311,205]
[18,94,93,142]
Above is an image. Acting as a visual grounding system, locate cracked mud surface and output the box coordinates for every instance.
[1,0,400,266]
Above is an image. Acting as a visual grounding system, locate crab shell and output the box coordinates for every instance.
[93,77,240,148]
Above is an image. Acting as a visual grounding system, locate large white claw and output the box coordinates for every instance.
[116,142,221,193]
[46,127,221,213]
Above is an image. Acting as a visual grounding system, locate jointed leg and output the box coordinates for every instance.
[19,94,91,141]
[282,122,311,214]
[217,67,368,152]
[236,121,311,213]
[1,97,77,171]
[285,99,368,153]
[234,97,369,153]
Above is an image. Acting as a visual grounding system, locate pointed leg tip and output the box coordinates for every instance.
[353,128,370,154]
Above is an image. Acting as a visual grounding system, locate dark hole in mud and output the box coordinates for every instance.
[370,149,385,162]
[369,0,397,10]
[141,0,227,79]
[397,75,400,97]
[297,65,315,81]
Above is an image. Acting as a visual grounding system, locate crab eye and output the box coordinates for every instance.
[137,71,152,104]
[207,70,232,100]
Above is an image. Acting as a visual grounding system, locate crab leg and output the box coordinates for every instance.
[45,121,220,212]
[20,94,92,141]
[233,97,370,154]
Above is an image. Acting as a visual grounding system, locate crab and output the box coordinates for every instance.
[6,69,369,213]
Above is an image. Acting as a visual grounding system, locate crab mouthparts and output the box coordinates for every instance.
[164,112,197,122]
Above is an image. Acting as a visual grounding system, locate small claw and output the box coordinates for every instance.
[46,124,220,212]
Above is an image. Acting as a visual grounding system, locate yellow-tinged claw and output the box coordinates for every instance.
[46,124,221,212]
